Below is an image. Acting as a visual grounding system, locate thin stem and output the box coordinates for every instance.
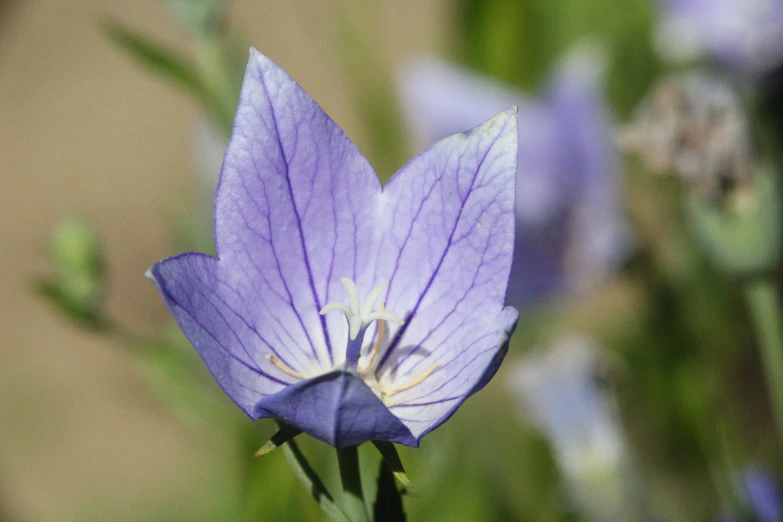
[282,439,350,522]
[743,278,783,442]
[337,446,370,522]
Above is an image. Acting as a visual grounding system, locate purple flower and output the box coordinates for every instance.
[654,0,783,77]
[147,49,519,448]
[719,467,782,522]
[508,336,626,483]
[397,46,628,304]
[508,336,633,522]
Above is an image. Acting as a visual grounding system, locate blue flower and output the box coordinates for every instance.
[147,49,519,448]
[397,46,628,304]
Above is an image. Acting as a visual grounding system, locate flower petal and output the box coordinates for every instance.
[148,253,290,415]
[370,109,520,441]
[542,48,629,292]
[253,370,415,448]
[397,49,629,303]
[213,49,383,371]
[397,55,529,148]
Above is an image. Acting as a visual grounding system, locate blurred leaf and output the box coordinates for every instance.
[104,21,211,109]
[332,6,406,179]
[36,279,102,327]
[193,34,245,134]
[283,438,350,522]
[373,460,406,522]
[138,329,236,429]
[457,0,659,116]
[688,166,781,277]
[165,0,225,37]
[37,217,106,326]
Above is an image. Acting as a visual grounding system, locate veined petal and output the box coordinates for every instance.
[397,55,528,149]
[397,48,629,304]
[213,49,383,369]
[372,109,520,441]
[148,253,292,415]
[149,49,521,447]
[388,306,518,440]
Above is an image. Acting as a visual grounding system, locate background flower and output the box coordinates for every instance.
[718,467,782,522]
[397,45,629,305]
[508,335,636,522]
[654,0,783,77]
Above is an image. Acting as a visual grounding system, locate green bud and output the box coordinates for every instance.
[688,166,781,277]
[49,218,103,276]
[38,217,106,325]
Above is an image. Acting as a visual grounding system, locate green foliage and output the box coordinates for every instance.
[34,1,783,521]
[688,166,781,277]
[105,22,211,107]
[286,440,351,522]
[165,0,226,38]
[37,217,105,326]
[104,20,242,134]
[457,0,660,115]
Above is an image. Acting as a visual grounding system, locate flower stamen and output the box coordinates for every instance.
[320,278,404,366]
[384,364,440,401]
[266,354,307,380]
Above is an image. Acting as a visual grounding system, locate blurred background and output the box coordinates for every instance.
[2,0,782,521]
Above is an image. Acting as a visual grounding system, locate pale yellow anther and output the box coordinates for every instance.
[318,276,440,406]
[266,354,307,380]
[385,364,440,397]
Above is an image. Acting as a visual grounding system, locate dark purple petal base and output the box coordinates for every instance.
[253,371,417,448]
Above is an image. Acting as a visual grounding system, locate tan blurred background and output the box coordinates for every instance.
[0,1,452,519]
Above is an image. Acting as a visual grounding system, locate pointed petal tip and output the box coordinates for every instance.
[482,106,518,134]
[248,46,263,62]
[144,264,163,286]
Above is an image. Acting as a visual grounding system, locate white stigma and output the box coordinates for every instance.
[320,278,404,340]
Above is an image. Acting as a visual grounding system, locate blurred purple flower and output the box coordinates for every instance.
[654,0,783,77]
[719,467,782,522]
[147,49,520,448]
[508,336,625,481]
[508,336,634,522]
[397,46,629,305]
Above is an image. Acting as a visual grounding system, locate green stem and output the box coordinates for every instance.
[282,440,349,522]
[337,446,370,522]
[743,278,783,442]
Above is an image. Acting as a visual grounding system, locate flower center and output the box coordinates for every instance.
[320,278,404,366]
[319,277,440,406]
